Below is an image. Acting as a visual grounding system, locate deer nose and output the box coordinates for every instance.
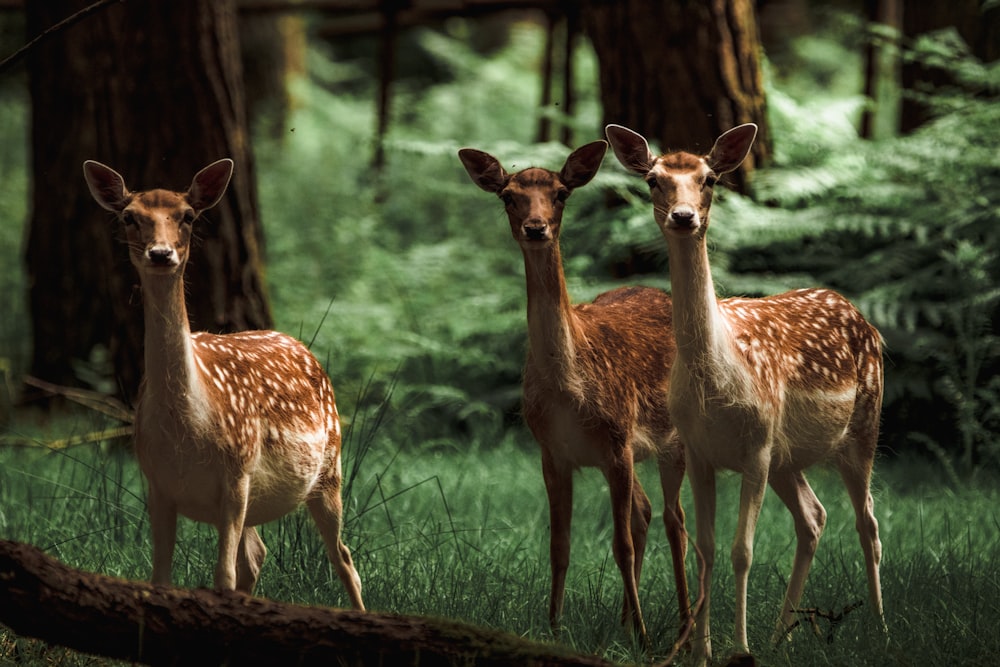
[523,220,549,241]
[669,206,697,228]
[148,246,176,265]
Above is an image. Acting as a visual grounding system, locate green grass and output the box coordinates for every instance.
[2,421,999,666]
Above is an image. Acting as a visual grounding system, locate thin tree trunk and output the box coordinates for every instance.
[0,539,613,667]
[24,0,271,403]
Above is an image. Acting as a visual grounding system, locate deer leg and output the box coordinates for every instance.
[235,526,267,594]
[687,453,717,667]
[630,473,653,592]
[147,484,177,587]
[541,449,573,634]
[838,460,884,629]
[768,471,827,642]
[214,476,251,591]
[604,456,647,643]
[731,455,770,655]
[307,482,365,611]
[658,453,690,629]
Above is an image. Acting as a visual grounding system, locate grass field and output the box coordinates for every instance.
[1,411,998,666]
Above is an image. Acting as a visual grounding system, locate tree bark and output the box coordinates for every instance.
[24,0,271,403]
[581,0,769,193]
[0,539,613,667]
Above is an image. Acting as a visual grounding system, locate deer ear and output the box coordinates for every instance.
[605,125,656,175]
[458,148,509,194]
[560,140,607,190]
[707,124,757,174]
[187,158,233,212]
[83,160,131,212]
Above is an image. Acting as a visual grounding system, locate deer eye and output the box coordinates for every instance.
[180,210,196,224]
[555,188,570,204]
[500,192,514,207]
[122,211,138,227]
[704,173,718,188]
[645,176,658,190]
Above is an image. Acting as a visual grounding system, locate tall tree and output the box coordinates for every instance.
[581,0,769,193]
[24,0,270,402]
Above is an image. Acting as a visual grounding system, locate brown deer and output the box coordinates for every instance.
[83,159,364,608]
[605,123,885,664]
[458,141,689,643]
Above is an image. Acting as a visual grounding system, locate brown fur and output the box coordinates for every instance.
[459,143,689,644]
[607,123,885,665]
[83,159,364,608]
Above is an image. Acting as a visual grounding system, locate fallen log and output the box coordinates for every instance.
[0,539,613,666]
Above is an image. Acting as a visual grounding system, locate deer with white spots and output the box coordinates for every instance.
[605,124,884,664]
[83,159,364,608]
[459,142,689,644]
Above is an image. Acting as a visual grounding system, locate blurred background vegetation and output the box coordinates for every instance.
[0,0,998,479]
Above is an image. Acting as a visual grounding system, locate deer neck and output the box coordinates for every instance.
[139,273,203,405]
[667,233,734,374]
[522,242,579,373]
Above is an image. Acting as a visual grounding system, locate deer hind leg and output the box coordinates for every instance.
[604,456,648,643]
[768,470,827,642]
[658,453,691,629]
[307,482,365,610]
[541,449,573,634]
[838,458,884,628]
[236,526,267,593]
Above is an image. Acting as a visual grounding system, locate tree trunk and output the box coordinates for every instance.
[24,0,271,404]
[0,539,614,667]
[581,0,769,193]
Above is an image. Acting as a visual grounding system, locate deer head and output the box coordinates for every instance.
[83,159,234,274]
[458,141,607,249]
[605,124,757,239]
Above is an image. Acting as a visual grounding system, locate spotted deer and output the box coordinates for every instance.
[83,159,364,608]
[459,142,689,643]
[605,124,885,663]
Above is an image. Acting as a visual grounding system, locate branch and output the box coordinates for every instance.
[781,600,865,644]
[0,539,614,667]
[23,375,134,423]
[0,0,123,77]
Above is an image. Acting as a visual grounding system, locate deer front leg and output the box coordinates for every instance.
[541,449,573,634]
[214,475,251,591]
[147,484,177,586]
[732,455,771,655]
[629,473,653,594]
[658,453,691,630]
[687,454,717,667]
[604,456,647,643]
